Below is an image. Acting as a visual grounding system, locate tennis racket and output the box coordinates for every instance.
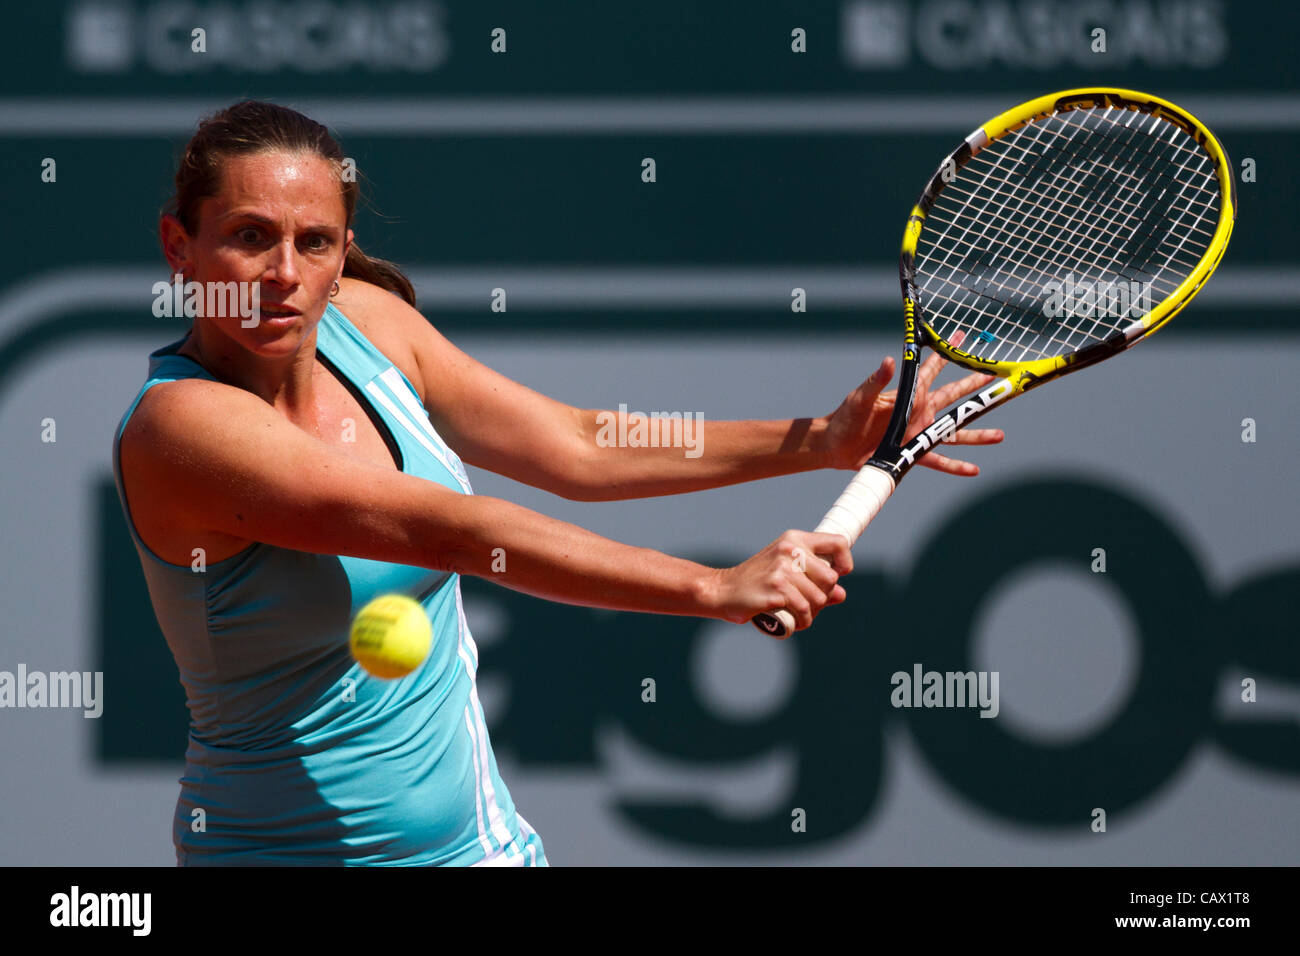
[754,87,1236,637]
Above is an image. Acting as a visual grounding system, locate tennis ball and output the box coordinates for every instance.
[350,594,432,679]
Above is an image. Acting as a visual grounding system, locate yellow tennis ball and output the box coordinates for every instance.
[350,594,432,679]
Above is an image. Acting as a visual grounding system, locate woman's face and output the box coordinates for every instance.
[162,149,353,358]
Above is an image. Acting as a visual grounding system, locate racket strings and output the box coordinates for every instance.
[914,103,1221,364]
[935,142,1214,281]
[921,110,1147,359]
[945,110,1192,357]
[954,109,1215,306]
[924,108,1217,360]
[948,112,1173,356]
[919,108,1152,359]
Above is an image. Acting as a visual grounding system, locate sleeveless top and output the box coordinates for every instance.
[111,303,540,865]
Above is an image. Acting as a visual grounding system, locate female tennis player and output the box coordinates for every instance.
[112,101,1002,866]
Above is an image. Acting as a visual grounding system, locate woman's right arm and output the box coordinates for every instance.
[120,379,851,629]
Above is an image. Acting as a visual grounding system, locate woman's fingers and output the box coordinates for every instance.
[930,371,995,409]
[755,531,851,630]
[730,531,853,630]
[783,554,843,629]
[917,423,1002,473]
[919,452,981,476]
[863,356,894,396]
[846,358,894,411]
[772,576,814,631]
[805,532,853,575]
[942,427,1004,446]
[900,335,1002,476]
[915,349,949,395]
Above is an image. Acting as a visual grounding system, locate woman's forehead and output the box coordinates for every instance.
[210,150,345,217]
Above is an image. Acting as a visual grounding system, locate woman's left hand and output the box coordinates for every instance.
[820,350,1005,477]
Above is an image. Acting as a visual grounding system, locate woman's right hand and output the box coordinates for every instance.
[706,531,853,631]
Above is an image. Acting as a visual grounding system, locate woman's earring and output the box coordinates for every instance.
[331,280,340,297]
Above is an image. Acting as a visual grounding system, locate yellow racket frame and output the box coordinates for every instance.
[902,87,1237,385]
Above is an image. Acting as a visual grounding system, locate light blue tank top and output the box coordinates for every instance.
[112,303,542,866]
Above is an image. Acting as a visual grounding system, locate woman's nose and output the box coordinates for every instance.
[264,239,300,286]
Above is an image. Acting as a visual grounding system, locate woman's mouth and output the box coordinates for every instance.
[259,306,300,323]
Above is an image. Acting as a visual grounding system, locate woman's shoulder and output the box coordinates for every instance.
[120,374,265,459]
[331,278,426,403]
[116,373,278,561]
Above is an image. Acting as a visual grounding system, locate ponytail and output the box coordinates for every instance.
[344,243,416,308]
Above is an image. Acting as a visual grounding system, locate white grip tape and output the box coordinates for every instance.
[758,466,896,638]
[814,466,896,547]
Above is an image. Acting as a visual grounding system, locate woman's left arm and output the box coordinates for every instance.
[342,281,1002,501]
[538,353,1005,501]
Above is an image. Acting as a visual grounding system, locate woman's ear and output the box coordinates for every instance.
[159,215,193,279]
[337,228,355,283]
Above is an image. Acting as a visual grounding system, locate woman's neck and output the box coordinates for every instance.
[178,319,322,416]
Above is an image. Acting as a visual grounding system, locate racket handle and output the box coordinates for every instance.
[751,466,896,638]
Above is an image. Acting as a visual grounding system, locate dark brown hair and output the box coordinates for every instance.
[165,100,416,306]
